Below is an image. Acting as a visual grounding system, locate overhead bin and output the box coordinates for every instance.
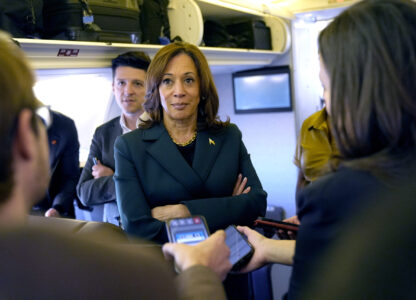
[14,0,292,71]
[195,0,294,20]
[193,0,291,53]
[15,38,279,70]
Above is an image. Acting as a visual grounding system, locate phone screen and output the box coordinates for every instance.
[166,216,209,245]
[225,225,254,270]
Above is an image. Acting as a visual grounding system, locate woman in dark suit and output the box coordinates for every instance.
[237,0,416,299]
[114,42,267,244]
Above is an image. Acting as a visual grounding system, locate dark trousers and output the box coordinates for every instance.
[224,273,253,300]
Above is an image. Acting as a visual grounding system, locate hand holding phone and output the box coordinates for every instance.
[162,230,232,281]
[166,216,210,245]
[253,217,299,240]
[165,217,254,271]
[224,225,254,271]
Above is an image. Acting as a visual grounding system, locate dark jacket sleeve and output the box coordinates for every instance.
[114,136,168,244]
[76,128,116,206]
[51,118,80,214]
[182,138,267,231]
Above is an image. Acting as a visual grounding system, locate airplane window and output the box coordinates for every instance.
[34,68,115,164]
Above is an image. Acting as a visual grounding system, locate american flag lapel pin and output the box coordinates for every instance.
[209,138,215,146]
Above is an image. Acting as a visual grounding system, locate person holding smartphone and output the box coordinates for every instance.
[237,1,416,299]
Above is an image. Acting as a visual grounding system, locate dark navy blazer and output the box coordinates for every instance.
[34,111,80,216]
[288,167,387,300]
[114,122,267,244]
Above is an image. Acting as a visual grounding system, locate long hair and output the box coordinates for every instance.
[0,31,38,203]
[319,0,416,180]
[141,41,229,130]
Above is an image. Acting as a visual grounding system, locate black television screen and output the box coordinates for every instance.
[232,66,292,113]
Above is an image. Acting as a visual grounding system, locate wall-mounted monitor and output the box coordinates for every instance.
[232,66,292,113]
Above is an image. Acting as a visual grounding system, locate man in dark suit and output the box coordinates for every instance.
[32,109,80,218]
[76,51,151,224]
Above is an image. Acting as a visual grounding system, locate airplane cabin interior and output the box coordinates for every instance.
[5,0,406,299]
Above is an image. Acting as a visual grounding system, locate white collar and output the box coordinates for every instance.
[120,112,149,134]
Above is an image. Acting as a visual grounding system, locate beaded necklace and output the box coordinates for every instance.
[170,131,197,147]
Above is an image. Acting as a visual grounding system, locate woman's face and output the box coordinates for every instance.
[319,56,331,115]
[159,53,200,124]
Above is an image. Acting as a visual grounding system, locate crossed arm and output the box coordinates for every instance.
[151,173,251,221]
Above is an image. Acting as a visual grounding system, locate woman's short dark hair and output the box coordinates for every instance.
[319,0,416,179]
[141,41,229,130]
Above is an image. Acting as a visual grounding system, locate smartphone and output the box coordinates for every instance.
[165,216,210,245]
[253,217,299,239]
[92,157,98,165]
[225,225,254,271]
[165,218,254,271]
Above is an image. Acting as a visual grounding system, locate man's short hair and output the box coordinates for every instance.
[111,51,151,78]
[0,31,38,203]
